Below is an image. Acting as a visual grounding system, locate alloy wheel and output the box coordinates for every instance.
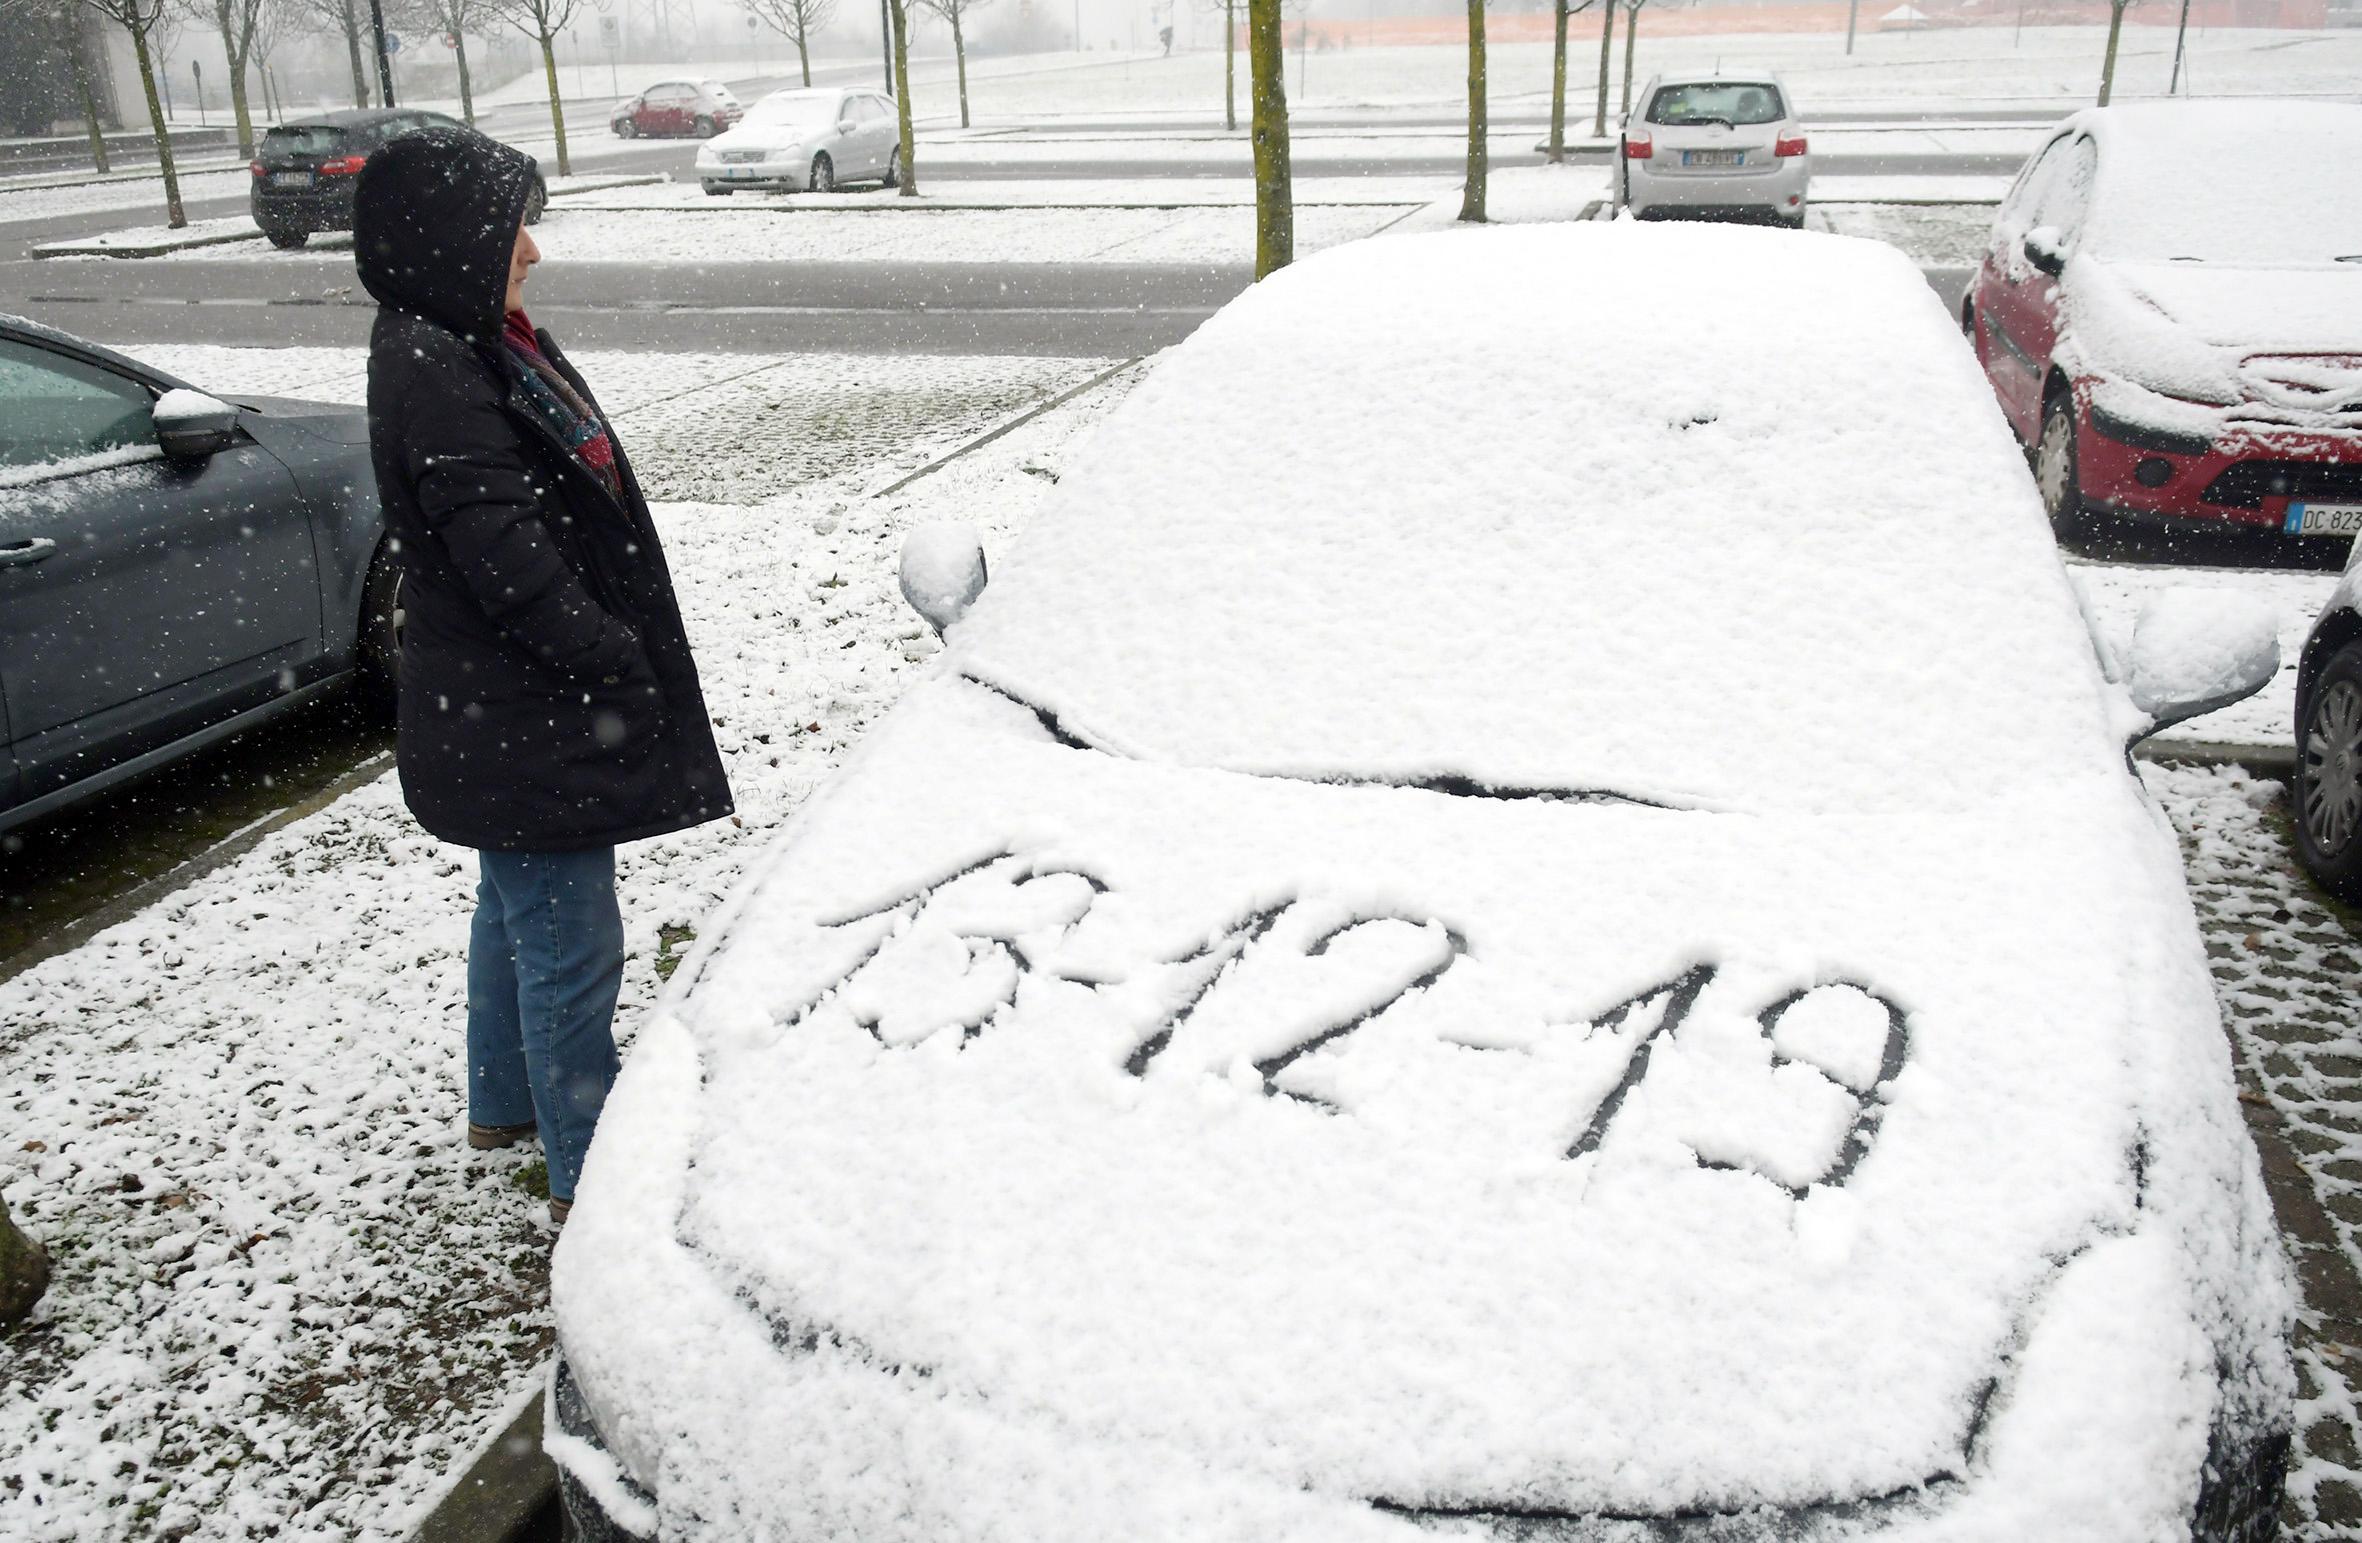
[2305,679,2362,858]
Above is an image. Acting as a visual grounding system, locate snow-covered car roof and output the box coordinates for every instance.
[950,226,2116,816]
[1647,66,1786,86]
[550,227,2291,1542]
[2071,100,2362,267]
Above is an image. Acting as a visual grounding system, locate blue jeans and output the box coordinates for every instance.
[467,847,624,1204]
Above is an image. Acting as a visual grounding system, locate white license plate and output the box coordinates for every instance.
[727,167,757,178]
[1682,149,1744,167]
[2288,502,2362,537]
[270,171,312,188]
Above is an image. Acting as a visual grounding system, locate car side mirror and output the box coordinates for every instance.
[900,523,988,636]
[153,388,241,459]
[2120,587,2280,743]
[839,117,856,132]
[2023,225,2067,278]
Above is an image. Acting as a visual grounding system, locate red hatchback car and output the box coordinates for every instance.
[1964,102,2362,549]
[610,79,744,139]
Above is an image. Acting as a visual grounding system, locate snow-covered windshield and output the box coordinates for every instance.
[951,225,2121,816]
[2084,102,2362,265]
[748,93,839,129]
[1647,81,1785,126]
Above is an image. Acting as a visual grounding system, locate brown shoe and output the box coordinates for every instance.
[468,1121,537,1150]
[549,1197,572,1226]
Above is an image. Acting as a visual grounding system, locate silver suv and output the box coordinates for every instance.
[1619,70,1810,228]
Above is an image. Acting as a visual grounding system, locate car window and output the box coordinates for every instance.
[2029,136,2097,240]
[866,97,892,122]
[1646,82,1785,127]
[1998,135,2066,225]
[262,124,348,157]
[0,338,154,471]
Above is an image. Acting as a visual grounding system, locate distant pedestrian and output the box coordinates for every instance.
[354,128,732,1228]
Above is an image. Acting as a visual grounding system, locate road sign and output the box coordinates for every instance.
[385,30,402,52]
[598,14,622,46]
[441,30,457,46]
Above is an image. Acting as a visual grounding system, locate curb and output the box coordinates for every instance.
[0,747,391,989]
[412,1376,559,1543]
[870,356,1144,499]
[2137,739,2296,776]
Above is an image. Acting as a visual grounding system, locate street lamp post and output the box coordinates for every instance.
[880,0,894,90]
[192,59,206,126]
[2168,0,2193,93]
[1844,0,1858,54]
[368,0,398,106]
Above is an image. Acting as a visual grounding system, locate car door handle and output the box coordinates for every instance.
[0,538,58,567]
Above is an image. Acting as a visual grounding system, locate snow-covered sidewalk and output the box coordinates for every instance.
[0,350,1132,1542]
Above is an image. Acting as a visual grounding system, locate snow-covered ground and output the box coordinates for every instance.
[0,347,1134,1542]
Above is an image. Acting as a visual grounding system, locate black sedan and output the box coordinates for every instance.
[250,109,546,249]
[0,316,396,837]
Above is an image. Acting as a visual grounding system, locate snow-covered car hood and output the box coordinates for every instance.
[700,124,813,157]
[2066,259,2362,428]
[2104,262,2362,355]
[554,681,2287,1540]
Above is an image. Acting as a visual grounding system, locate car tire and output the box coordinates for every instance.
[264,227,307,249]
[2297,641,2362,904]
[2035,388,2087,544]
[810,152,835,193]
[523,176,547,225]
[884,147,902,188]
[702,181,733,196]
[355,540,404,720]
[616,118,638,138]
[695,115,717,137]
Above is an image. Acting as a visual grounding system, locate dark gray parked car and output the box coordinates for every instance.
[2296,554,2362,902]
[251,108,546,248]
[0,316,396,836]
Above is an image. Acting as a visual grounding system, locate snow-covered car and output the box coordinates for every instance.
[1619,71,1808,227]
[548,225,2294,1543]
[695,87,902,195]
[2294,543,2362,901]
[1963,101,2362,546]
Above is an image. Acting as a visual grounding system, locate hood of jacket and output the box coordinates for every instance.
[355,127,537,345]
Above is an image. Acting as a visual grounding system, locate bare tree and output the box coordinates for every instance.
[888,0,917,194]
[1617,0,1645,119]
[919,0,989,128]
[188,0,274,156]
[1456,0,1483,222]
[67,0,187,225]
[493,0,590,175]
[1588,0,1613,140]
[399,0,487,120]
[293,0,374,106]
[1199,0,1239,131]
[743,0,835,87]
[2096,0,2135,105]
[1247,0,1289,275]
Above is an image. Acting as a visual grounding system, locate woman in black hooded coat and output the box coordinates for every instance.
[355,127,731,1224]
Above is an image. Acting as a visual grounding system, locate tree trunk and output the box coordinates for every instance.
[130,24,187,228]
[890,0,918,195]
[1224,0,1236,132]
[1457,0,1484,222]
[454,31,475,123]
[2096,0,2126,105]
[539,32,570,175]
[60,11,111,173]
[952,10,968,128]
[0,1194,49,1327]
[1589,0,1614,140]
[343,0,371,107]
[1547,0,1568,162]
[796,27,811,86]
[216,0,255,157]
[1246,0,1290,277]
[1618,1,1637,119]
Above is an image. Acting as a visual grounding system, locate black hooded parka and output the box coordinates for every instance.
[355,128,731,851]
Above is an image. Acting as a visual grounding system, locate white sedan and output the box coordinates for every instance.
[695,86,901,195]
[1621,70,1810,228]
[548,224,2292,1542]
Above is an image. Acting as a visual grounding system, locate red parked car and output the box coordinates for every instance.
[609,79,744,139]
[1963,101,2362,548]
